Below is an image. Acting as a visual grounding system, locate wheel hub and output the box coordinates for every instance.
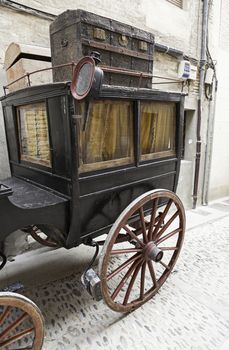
[143,241,163,262]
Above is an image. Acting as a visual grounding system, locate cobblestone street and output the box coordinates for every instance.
[1,199,229,350]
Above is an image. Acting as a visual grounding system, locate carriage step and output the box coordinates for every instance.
[81,268,102,301]
[0,183,13,199]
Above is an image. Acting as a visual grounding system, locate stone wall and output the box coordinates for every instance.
[0,0,203,208]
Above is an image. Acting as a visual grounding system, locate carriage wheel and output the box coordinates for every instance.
[99,189,185,312]
[0,252,7,271]
[0,292,44,349]
[28,225,60,248]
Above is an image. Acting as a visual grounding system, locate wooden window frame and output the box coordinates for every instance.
[79,99,134,173]
[78,98,178,173]
[17,101,52,169]
[139,101,177,162]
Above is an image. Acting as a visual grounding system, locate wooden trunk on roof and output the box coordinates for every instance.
[50,9,154,88]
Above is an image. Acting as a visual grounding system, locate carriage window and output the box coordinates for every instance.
[140,101,176,160]
[79,100,133,172]
[17,103,51,167]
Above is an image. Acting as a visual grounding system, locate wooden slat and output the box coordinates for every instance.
[167,0,183,8]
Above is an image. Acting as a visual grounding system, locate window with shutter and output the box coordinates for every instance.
[167,0,183,8]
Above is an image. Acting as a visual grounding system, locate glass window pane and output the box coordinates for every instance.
[17,102,51,167]
[79,100,133,172]
[140,101,176,160]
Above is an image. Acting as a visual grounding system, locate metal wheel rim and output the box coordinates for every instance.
[0,292,44,350]
[99,189,185,313]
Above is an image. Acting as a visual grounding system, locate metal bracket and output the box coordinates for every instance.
[81,268,102,301]
[81,239,102,301]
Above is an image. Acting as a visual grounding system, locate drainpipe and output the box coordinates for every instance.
[192,0,209,209]
[202,77,218,205]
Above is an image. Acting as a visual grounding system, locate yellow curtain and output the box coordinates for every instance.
[80,100,133,170]
[141,102,176,158]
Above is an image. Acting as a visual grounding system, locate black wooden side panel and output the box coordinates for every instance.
[79,160,176,195]
[3,106,19,163]
[79,173,175,239]
[48,96,71,177]
[10,163,71,197]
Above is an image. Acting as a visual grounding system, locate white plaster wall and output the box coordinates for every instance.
[208,0,229,200]
[209,50,229,199]
[18,0,201,56]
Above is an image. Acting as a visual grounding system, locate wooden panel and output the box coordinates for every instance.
[167,0,183,8]
[79,160,177,196]
[79,173,176,238]
[48,96,71,177]
[3,106,19,163]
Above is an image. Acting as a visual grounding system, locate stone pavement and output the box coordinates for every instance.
[1,197,229,350]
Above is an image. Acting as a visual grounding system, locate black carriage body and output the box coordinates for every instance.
[0,83,184,249]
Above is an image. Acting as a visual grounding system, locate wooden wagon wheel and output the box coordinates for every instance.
[25,225,60,248]
[99,189,185,312]
[0,252,7,271]
[0,292,44,349]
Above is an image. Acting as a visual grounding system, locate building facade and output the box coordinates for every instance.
[0,0,227,209]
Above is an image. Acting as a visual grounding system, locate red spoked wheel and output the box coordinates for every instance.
[23,225,61,248]
[29,226,60,248]
[98,189,185,312]
[0,292,44,349]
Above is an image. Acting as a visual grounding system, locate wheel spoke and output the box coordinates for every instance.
[148,198,159,241]
[123,225,144,248]
[111,258,143,301]
[110,248,142,255]
[139,207,148,243]
[159,246,179,251]
[0,312,28,341]
[152,199,173,240]
[0,306,11,325]
[156,227,182,245]
[0,327,34,348]
[107,253,142,281]
[140,261,146,300]
[159,261,170,270]
[123,260,143,305]
[155,210,179,241]
[147,261,158,288]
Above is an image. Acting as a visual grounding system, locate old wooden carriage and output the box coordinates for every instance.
[0,9,185,349]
